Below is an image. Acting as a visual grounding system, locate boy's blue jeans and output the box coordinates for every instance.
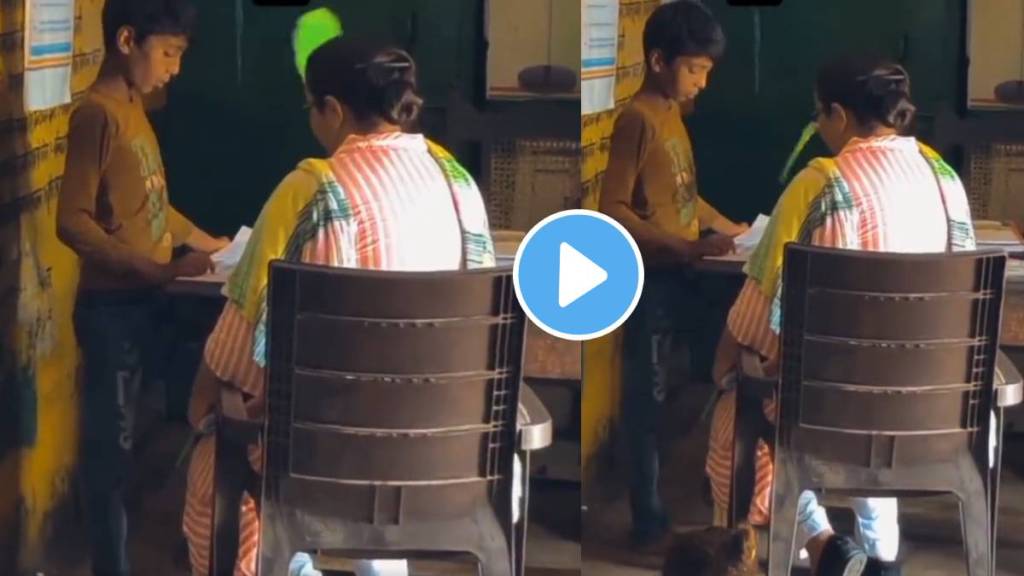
[621,269,729,540]
[74,290,164,576]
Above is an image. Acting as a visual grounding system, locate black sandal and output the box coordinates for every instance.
[816,535,868,576]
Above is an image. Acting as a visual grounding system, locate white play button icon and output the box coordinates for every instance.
[513,209,644,341]
[558,242,608,308]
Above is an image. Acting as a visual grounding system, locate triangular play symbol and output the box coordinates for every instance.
[559,242,608,308]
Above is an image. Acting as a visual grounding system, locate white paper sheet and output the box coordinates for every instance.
[211,226,252,274]
[186,271,231,284]
[24,0,75,111]
[733,214,770,253]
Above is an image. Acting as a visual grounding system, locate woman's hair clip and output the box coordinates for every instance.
[855,71,908,83]
[856,70,909,95]
[355,60,413,71]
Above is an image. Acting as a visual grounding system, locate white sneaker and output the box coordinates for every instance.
[354,559,409,576]
[288,552,321,576]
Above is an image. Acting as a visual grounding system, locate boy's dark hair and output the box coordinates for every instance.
[102,0,197,50]
[643,0,726,64]
[306,36,424,126]
[816,54,916,133]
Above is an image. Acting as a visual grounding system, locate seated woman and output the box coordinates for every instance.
[181,36,496,576]
[704,55,975,576]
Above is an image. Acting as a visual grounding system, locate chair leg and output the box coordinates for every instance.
[257,502,297,576]
[768,449,800,576]
[731,389,763,528]
[472,507,513,576]
[475,536,513,576]
[211,427,250,575]
[990,409,1004,576]
[514,451,530,576]
[958,486,992,576]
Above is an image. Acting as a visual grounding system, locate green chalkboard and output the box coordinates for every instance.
[686,0,964,222]
[153,0,483,235]
[155,0,977,233]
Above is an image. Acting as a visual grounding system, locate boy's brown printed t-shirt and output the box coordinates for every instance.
[59,89,194,291]
[601,92,702,255]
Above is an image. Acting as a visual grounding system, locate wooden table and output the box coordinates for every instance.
[166,272,229,298]
[692,254,747,276]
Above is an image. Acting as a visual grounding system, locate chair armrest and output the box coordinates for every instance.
[217,387,261,443]
[738,348,776,400]
[518,385,553,452]
[210,388,262,575]
[219,386,249,421]
[996,349,1023,408]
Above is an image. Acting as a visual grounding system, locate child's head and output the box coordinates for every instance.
[662,525,761,576]
[102,0,195,94]
[304,36,423,152]
[643,0,726,103]
[814,55,916,153]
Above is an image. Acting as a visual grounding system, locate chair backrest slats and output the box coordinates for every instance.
[779,245,1007,467]
[264,262,525,492]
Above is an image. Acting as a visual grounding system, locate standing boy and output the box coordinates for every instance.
[57,0,226,573]
[599,0,746,548]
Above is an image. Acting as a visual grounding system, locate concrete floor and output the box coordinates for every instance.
[582,381,1024,576]
[39,420,581,576]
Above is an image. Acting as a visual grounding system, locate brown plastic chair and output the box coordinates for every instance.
[727,245,1023,576]
[209,261,552,576]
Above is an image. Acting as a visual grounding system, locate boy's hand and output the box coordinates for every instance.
[668,233,734,262]
[139,250,213,285]
[172,251,214,278]
[185,228,231,253]
[210,236,231,252]
[710,220,749,237]
[696,234,735,258]
[726,222,750,237]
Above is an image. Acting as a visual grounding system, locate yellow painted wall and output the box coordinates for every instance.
[0,0,104,569]
[581,0,660,476]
